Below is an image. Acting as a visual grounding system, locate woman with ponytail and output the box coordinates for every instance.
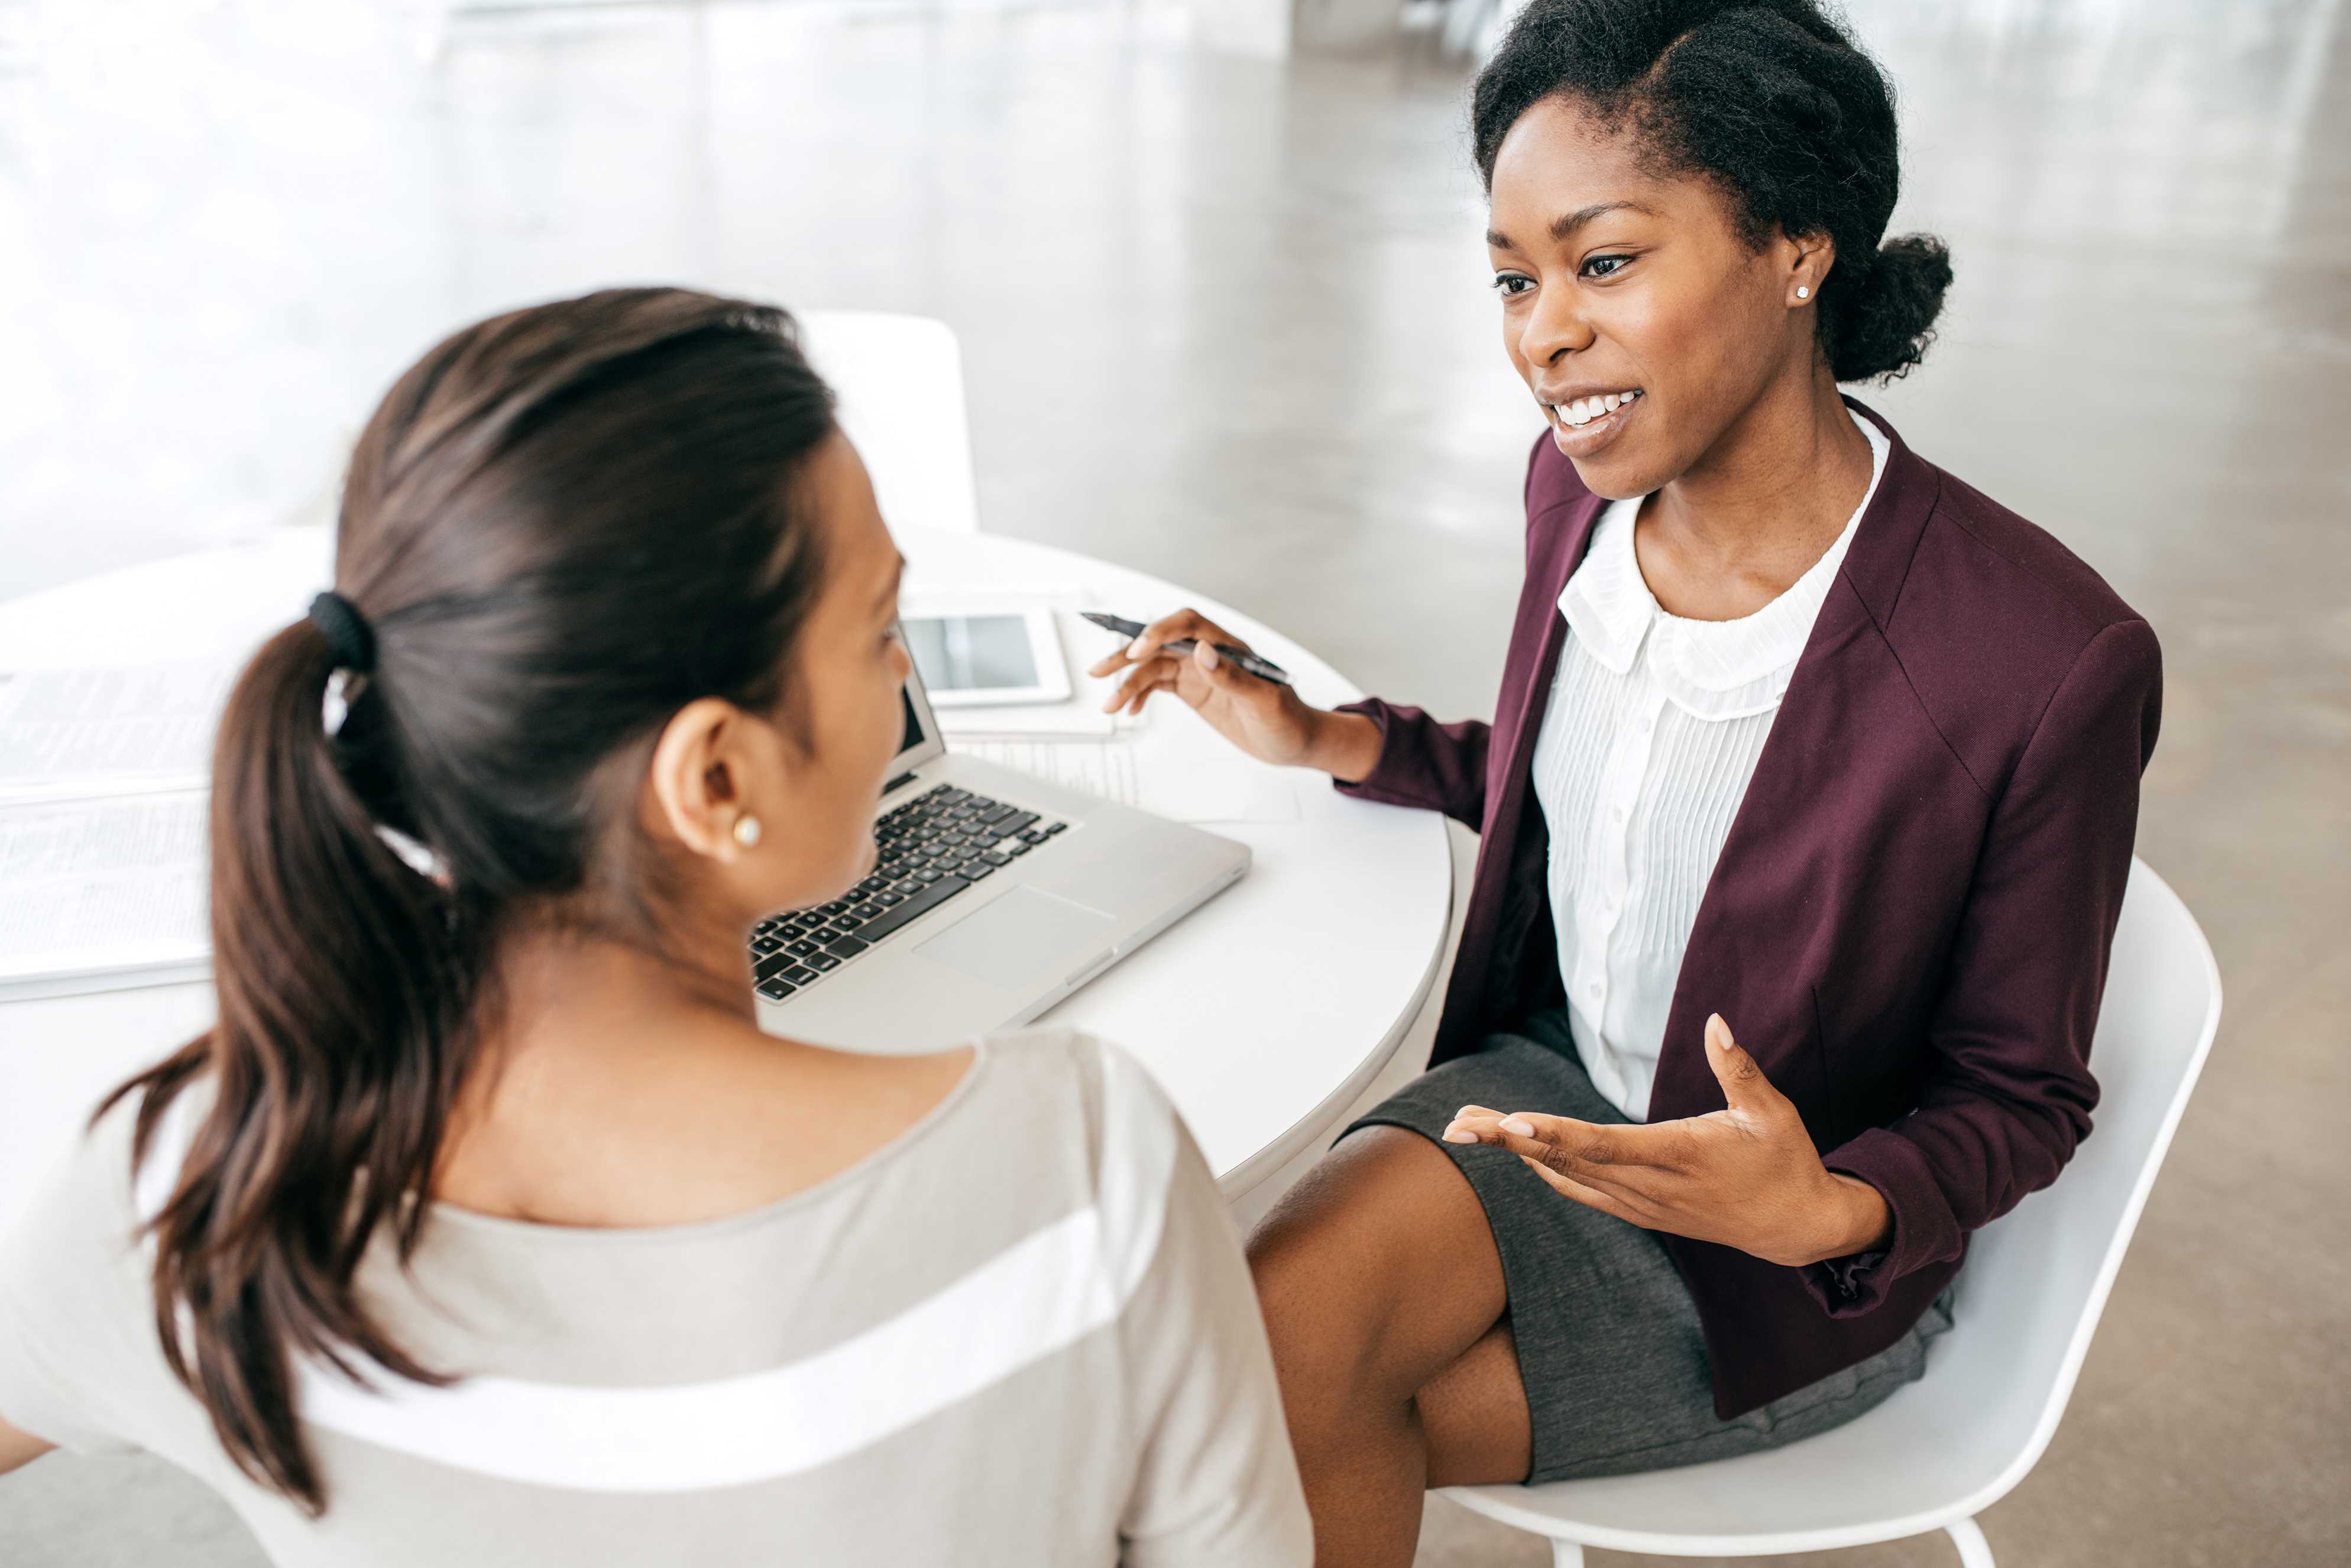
[0,289,1309,1565]
[1090,3,2161,1560]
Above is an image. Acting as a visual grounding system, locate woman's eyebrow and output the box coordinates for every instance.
[873,555,905,614]
[1487,200,1653,253]
[1549,200,1649,240]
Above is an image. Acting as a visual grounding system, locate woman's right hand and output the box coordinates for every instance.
[1087,609,1379,780]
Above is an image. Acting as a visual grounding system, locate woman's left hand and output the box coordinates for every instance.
[1442,1015,1893,1268]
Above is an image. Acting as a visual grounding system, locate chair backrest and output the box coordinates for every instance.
[796,311,981,535]
[1893,857,2222,1510]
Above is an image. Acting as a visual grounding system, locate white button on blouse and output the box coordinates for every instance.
[1527,412,1889,1121]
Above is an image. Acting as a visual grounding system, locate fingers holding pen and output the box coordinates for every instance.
[1101,655,1180,715]
[1091,609,1226,714]
[1085,609,1248,678]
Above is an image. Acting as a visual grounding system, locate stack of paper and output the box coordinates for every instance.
[952,707,1301,827]
[0,663,226,802]
[0,789,212,997]
[0,663,227,998]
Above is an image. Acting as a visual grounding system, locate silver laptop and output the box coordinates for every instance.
[749,642,1250,1052]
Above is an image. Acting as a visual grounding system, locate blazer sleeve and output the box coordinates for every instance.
[1327,699,1492,830]
[1804,617,2164,1315]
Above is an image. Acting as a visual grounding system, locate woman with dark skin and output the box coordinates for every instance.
[1093,2,2156,1561]
[1108,77,1895,1526]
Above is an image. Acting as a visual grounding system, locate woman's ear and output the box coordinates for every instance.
[1786,231,1836,306]
[645,697,765,862]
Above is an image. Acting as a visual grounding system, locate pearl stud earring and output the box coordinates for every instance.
[732,815,763,848]
[1796,285,1811,299]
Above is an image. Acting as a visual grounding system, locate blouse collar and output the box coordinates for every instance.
[1557,410,1890,721]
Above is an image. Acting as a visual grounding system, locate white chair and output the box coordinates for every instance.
[1443,858,2222,1567]
[266,312,983,540]
[797,311,982,536]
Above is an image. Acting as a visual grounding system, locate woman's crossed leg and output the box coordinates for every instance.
[1246,1126,1532,1567]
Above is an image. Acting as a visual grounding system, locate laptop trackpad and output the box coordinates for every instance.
[914,886,1118,990]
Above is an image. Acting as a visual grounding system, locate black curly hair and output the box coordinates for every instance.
[1472,0,1952,384]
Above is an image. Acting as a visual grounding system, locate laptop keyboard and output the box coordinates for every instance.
[747,783,1069,1003]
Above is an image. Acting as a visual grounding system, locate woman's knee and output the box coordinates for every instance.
[1246,1127,1507,1408]
[1249,1129,1459,1310]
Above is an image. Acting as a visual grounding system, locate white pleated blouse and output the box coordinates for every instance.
[1529,411,1888,1121]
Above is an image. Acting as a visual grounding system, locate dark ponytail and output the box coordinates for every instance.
[1817,232,1952,384]
[113,618,485,1507]
[1472,0,1953,383]
[100,288,841,1513]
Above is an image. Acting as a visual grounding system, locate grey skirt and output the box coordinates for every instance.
[1343,1009,1953,1485]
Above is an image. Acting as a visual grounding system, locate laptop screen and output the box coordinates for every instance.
[887,626,947,777]
[896,687,925,754]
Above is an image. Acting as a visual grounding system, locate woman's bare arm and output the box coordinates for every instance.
[0,1413,56,1475]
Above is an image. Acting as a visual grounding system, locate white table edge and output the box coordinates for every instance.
[1213,870,1453,1202]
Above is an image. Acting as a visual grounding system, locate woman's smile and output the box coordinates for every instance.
[1543,384,1645,456]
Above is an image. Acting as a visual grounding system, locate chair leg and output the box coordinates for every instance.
[1945,1515,1994,1568]
[1549,1541,1585,1568]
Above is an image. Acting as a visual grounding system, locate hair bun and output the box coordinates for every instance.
[1827,233,1954,384]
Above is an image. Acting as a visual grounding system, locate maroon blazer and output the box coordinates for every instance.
[1337,399,2162,1418]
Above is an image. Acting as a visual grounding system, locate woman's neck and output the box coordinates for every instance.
[1636,368,1876,621]
[494,924,756,1046]
[439,926,973,1232]
[436,926,759,1206]
[433,919,974,1230]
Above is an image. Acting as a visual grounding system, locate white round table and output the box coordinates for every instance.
[0,525,1452,1216]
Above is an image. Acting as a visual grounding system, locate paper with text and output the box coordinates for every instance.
[0,791,210,983]
[0,662,231,801]
[953,730,1298,824]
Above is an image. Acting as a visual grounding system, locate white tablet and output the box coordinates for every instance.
[899,610,1072,708]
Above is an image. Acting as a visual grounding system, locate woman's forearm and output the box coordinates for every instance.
[0,1414,54,1475]
[1303,709,1384,785]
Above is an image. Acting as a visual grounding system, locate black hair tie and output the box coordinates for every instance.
[307,591,377,675]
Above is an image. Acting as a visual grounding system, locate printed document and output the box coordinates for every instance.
[0,790,209,988]
[0,662,229,801]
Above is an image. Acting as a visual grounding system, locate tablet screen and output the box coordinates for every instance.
[902,615,1039,692]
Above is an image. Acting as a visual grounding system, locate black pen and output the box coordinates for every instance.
[1081,612,1294,688]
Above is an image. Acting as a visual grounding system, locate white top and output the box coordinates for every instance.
[1529,412,1889,1120]
[0,1028,1311,1567]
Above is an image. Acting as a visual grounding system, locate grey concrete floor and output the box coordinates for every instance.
[2,0,2347,1563]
